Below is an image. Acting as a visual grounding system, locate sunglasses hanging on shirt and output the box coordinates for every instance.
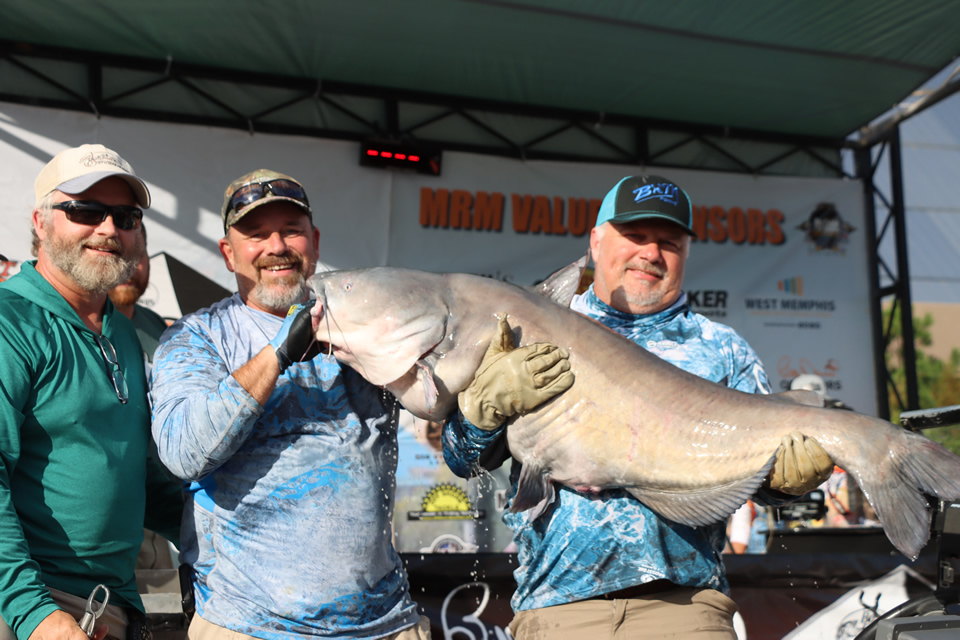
[95,334,129,404]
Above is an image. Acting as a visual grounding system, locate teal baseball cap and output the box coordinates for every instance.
[595,175,695,235]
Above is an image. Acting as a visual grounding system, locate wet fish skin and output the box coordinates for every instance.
[308,262,960,560]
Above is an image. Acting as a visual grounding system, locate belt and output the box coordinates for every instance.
[595,579,674,600]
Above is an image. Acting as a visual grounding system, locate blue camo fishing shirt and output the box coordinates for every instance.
[150,294,419,639]
[443,286,773,612]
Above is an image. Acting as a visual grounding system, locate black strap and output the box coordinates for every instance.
[124,608,152,640]
[478,431,512,471]
[178,563,195,618]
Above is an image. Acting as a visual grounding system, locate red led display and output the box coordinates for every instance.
[359,140,441,175]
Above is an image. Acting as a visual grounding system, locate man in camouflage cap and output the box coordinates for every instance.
[150,169,573,639]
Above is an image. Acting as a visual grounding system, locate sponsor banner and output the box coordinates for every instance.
[385,159,871,554]
[387,155,872,413]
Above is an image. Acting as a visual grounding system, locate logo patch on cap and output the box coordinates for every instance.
[79,150,128,171]
[633,183,679,207]
[594,174,695,235]
[33,143,150,208]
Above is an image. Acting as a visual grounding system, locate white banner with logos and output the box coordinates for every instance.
[386,154,872,413]
[0,101,871,417]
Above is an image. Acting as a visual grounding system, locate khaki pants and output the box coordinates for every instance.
[509,587,738,640]
[0,586,128,640]
[188,612,432,640]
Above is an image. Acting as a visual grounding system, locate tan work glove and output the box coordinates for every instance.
[458,316,574,430]
[766,431,834,495]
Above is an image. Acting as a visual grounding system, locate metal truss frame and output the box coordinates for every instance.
[854,65,960,419]
[855,128,918,420]
[0,40,849,177]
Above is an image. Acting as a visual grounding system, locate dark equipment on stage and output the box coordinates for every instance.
[901,405,960,594]
[854,405,960,640]
[776,489,827,522]
[359,139,442,176]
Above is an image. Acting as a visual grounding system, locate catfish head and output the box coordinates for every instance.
[306,256,588,422]
[307,267,465,420]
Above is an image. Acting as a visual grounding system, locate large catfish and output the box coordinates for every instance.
[307,259,960,560]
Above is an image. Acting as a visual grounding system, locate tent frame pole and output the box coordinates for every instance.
[856,125,919,419]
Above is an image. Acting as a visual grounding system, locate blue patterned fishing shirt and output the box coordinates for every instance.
[443,286,773,612]
[151,294,419,639]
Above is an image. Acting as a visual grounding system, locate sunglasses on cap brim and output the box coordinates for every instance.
[52,201,143,231]
[227,179,310,217]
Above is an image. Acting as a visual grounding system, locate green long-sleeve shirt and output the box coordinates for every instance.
[0,262,182,640]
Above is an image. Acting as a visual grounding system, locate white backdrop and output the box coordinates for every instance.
[0,102,874,413]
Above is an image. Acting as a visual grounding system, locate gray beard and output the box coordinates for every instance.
[253,273,310,313]
[619,288,666,311]
[615,261,669,312]
[42,231,137,295]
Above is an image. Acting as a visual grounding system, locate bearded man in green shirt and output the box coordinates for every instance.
[0,144,182,640]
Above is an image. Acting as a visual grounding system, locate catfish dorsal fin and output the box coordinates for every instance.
[769,389,825,408]
[535,253,588,306]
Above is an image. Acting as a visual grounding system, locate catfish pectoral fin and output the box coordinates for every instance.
[512,463,556,520]
[415,361,438,411]
[625,455,776,528]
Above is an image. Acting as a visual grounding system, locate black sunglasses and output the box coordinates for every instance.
[226,179,310,216]
[52,200,143,231]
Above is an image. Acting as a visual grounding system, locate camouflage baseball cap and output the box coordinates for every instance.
[221,169,311,232]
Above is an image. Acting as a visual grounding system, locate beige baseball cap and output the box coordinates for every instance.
[34,144,151,208]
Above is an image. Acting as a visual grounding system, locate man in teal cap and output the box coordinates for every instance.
[444,174,834,640]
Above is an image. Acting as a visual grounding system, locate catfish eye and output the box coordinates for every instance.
[343,282,352,291]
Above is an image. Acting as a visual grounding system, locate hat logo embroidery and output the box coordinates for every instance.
[632,183,678,207]
[79,151,127,171]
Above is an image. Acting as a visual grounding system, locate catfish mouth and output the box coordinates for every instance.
[306,278,450,391]
[309,300,341,356]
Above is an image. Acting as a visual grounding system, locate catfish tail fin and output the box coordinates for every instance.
[863,430,960,560]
